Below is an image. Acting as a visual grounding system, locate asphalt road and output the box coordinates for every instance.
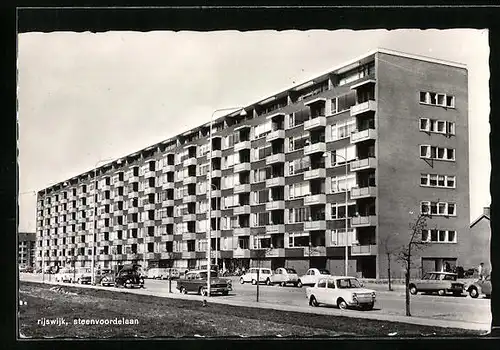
[21,273,491,326]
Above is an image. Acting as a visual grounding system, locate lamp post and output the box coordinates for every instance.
[91,158,120,285]
[207,107,246,297]
[322,151,349,276]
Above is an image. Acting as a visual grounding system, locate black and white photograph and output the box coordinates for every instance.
[17,25,491,338]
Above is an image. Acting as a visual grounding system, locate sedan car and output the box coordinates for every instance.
[177,270,232,296]
[95,269,115,287]
[409,272,464,296]
[74,268,92,284]
[297,268,331,288]
[306,276,376,310]
[270,267,299,287]
[114,267,145,288]
[239,268,274,285]
[54,268,75,283]
[467,275,491,298]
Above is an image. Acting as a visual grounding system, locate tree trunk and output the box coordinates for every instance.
[387,253,392,291]
[405,247,411,316]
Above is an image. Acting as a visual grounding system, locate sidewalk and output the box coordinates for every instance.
[24,279,490,332]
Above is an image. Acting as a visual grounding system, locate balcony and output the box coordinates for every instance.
[266,224,285,234]
[128,191,139,198]
[102,199,112,205]
[210,210,221,218]
[233,227,251,236]
[162,182,174,190]
[265,200,285,211]
[234,141,251,152]
[162,165,175,173]
[114,195,124,202]
[144,170,155,178]
[350,157,377,172]
[206,150,222,159]
[304,246,327,257]
[144,187,156,195]
[113,224,125,231]
[182,251,196,259]
[162,199,174,207]
[304,220,326,231]
[350,100,377,117]
[100,254,112,261]
[114,181,124,187]
[304,142,326,156]
[128,207,138,214]
[161,217,174,225]
[264,248,285,258]
[233,248,251,258]
[266,177,285,187]
[350,186,377,200]
[266,130,285,142]
[183,176,197,185]
[144,220,155,227]
[183,214,196,222]
[233,205,251,215]
[304,116,326,131]
[100,213,111,219]
[304,168,326,180]
[144,203,156,211]
[351,128,377,144]
[182,195,197,203]
[160,252,175,259]
[234,162,251,173]
[208,190,221,198]
[126,238,138,244]
[183,158,197,167]
[128,222,139,229]
[304,194,326,206]
[100,185,111,191]
[210,170,222,178]
[233,184,251,194]
[128,176,139,183]
[351,215,377,227]
[143,236,155,243]
[351,244,378,256]
[266,153,285,165]
[126,253,140,260]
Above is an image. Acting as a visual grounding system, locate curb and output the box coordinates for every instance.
[22,279,490,332]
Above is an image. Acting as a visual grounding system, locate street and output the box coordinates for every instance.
[21,273,491,327]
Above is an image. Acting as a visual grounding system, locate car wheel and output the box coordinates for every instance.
[362,302,374,311]
[453,291,462,297]
[77,278,81,284]
[222,291,229,296]
[200,287,208,296]
[309,295,319,307]
[337,298,348,310]
[297,280,303,288]
[409,285,418,295]
[240,278,245,284]
[266,278,271,286]
[100,278,108,286]
[280,282,286,287]
[251,279,257,285]
[437,289,446,296]
[469,287,479,298]
[180,287,187,294]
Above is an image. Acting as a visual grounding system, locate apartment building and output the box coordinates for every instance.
[35,48,470,279]
[19,232,36,268]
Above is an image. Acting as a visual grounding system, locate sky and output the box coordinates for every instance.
[17,29,490,232]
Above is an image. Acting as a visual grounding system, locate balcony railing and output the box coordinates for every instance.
[182,195,197,203]
[304,220,326,231]
[304,116,326,131]
[266,177,285,187]
[233,205,251,215]
[350,100,377,117]
[233,184,251,194]
[162,165,175,173]
[350,186,377,199]
[304,194,326,206]
[304,142,326,156]
[234,141,251,152]
[234,162,251,173]
[304,168,326,180]
[351,244,377,256]
[266,153,286,165]
[350,128,377,144]
[265,200,285,211]
[351,215,377,227]
[265,224,285,234]
[183,176,197,185]
[233,227,251,236]
[183,158,197,167]
[350,157,377,172]
[162,182,174,190]
[266,129,285,142]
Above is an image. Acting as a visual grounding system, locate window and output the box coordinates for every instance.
[331,118,356,141]
[420,145,455,161]
[288,134,309,152]
[330,146,356,166]
[420,91,455,108]
[331,174,356,193]
[420,174,456,189]
[422,229,457,243]
[420,201,456,216]
[331,202,356,219]
[254,121,272,139]
[289,182,310,199]
[289,207,310,223]
[420,118,455,135]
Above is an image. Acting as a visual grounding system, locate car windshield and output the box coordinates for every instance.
[336,278,362,289]
[286,268,297,274]
[442,274,457,281]
[319,269,330,275]
[198,271,218,279]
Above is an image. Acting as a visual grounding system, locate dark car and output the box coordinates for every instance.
[96,269,115,287]
[176,270,231,296]
[114,267,145,288]
[467,275,492,298]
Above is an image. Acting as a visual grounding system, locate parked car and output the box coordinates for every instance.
[54,268,75,283]
[146,268,168,279]
[95,269,116,287]
[19,266,34,273]
[239,268,274,285]
[165,268,181,280]
[409,271,464,296]
[177,270,231,296]
[306,276,377,310]
[114,267,145,288]
[297,268,331,288]
[74,268,92,284]
[466,275,491,298]
[270,267,300,287]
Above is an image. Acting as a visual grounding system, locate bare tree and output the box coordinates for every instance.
[397,212,429,316]
[381,234,398,291]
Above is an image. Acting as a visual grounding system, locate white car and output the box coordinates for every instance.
[146,268,170,279]
[54,268,75,283]
[74,268,92,284]
[297,268,331,287]
[270,267,300,287]
[305,276,376,310]
[239,268,274,285]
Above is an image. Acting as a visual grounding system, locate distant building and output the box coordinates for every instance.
[19,232,36,267]
[469,207,491,269]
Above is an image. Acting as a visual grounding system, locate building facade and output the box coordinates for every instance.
[469,207,491,270]
[35,49,469,278]
[19,232,36,268]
